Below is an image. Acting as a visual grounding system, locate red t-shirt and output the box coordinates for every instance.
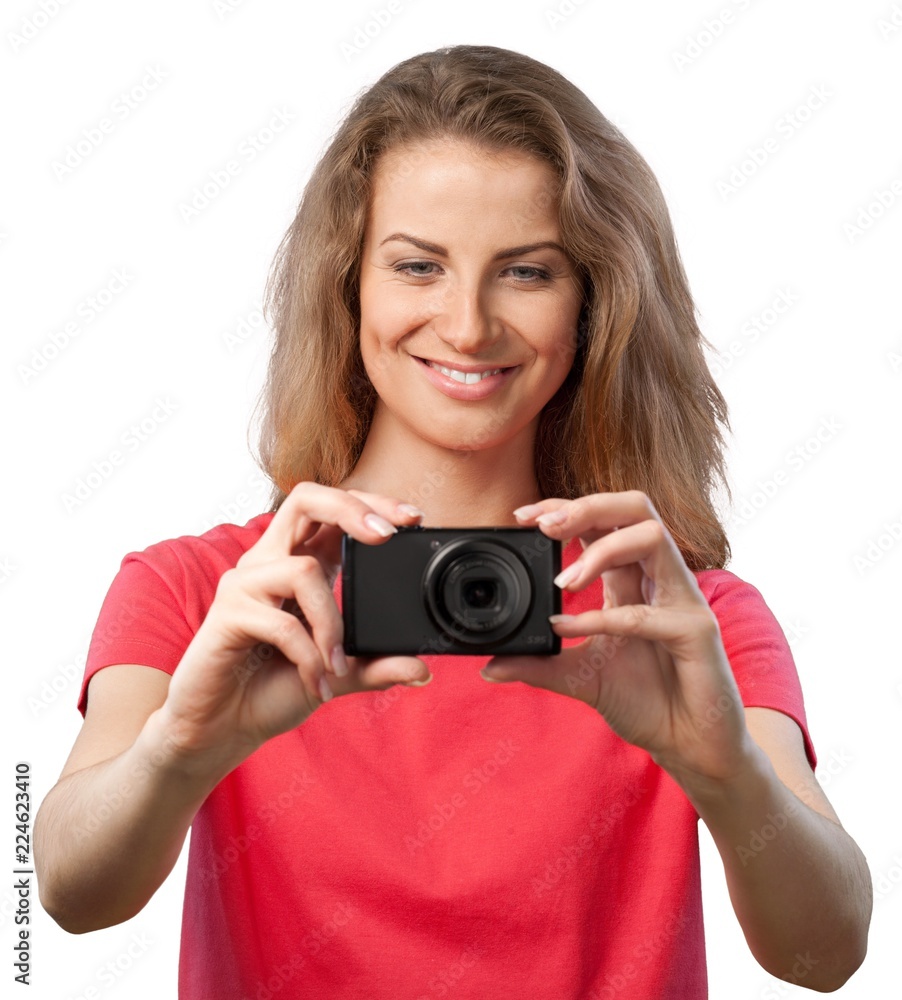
[78,512,816,999]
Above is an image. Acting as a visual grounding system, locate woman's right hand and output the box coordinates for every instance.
[156,482,431,772]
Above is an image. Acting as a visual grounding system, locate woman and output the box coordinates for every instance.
[35,44,871,997]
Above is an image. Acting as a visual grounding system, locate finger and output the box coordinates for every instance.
[246,482,411,564]
[349,655,433,690]
[549,605,720,655]
[223,556,345,677]
[304,490,425,566]
[283,557,349,678]
[345,488,425,523]
[227,603,328,705]
[479,643,601,708]
[512,498,569,523]
[551,513,701,605]
[320,657,432,702]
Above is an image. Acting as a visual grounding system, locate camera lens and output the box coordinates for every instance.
[423,538,533,647]
[462,579,496,609]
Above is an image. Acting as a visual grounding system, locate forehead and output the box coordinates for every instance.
[367,139,563,229]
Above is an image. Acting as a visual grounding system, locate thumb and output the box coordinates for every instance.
[480,643,596,707]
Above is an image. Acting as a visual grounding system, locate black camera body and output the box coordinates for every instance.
[341,526,562,656]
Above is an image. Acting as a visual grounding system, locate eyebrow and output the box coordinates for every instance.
[378,231,570,260]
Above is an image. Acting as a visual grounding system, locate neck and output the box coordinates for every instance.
[339,404,543,527]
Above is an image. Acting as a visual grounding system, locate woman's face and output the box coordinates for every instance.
[358,138,584,454]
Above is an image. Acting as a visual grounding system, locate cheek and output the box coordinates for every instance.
[538,326,580,381]
[360,285,410,352]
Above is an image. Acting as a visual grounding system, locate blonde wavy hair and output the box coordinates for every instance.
[250,44,732,571]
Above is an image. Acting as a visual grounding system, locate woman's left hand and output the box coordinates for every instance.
[481,491,754,782]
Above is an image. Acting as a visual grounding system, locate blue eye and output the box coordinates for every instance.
[393,262,439,277]
[508,266,552,283]
[393,262,552,283]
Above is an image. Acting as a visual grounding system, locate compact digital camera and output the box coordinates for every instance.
[341,526,562,656]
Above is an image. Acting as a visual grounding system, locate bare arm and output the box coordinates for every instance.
[664,707,872,991]
[34,665,247,934]
[35,485,431,934]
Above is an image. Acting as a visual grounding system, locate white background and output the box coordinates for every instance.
[3,0,901,997]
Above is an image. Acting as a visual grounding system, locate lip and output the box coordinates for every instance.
[416,356,514,375]
[413,355,518,401]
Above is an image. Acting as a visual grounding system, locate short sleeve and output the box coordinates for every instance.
[77,550,196,718]
[76,513,277,719]
[702,570,817,771]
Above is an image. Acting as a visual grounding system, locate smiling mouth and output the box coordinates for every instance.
[415,357,513,384]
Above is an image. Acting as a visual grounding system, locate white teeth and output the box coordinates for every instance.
[427,361,503,384]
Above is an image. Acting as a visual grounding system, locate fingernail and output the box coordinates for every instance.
[513,503,543,520]
[480,668,501,683]
[405,673,433,687]
[537,509,568,527]
[553,562,582,588]
[331,644,348,677]
[318,676,333,702]
[398,503,425,519]
[364,513,397,537]
[548,614,576,624]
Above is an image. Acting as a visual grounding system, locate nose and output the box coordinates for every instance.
[432,280,502,355]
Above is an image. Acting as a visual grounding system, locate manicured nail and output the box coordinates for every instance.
[513,503,543,520]
[331,644,348,677]
[398,503,425,519]
[537,509,568,527]
[318,676,333,702]
[364,513,397,537]
[554,562,582,588]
